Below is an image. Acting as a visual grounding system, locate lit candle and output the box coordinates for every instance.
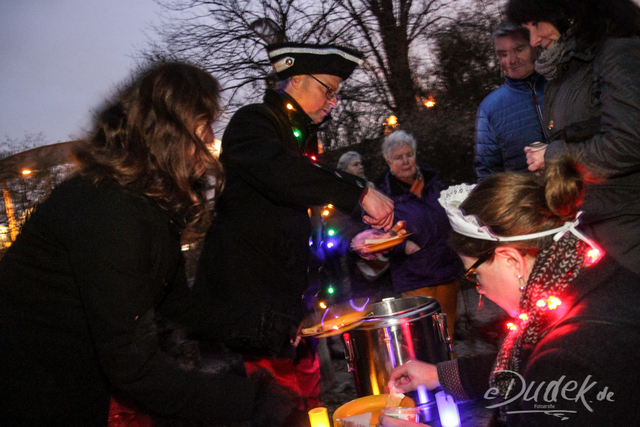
[436,390,461,427]
[308,407,331,427]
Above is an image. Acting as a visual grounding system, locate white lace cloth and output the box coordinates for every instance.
[438,184,599,248]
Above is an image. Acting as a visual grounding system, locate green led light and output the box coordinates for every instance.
[327,286,334,294]
[327,229,335,236]
[293,129,301,138]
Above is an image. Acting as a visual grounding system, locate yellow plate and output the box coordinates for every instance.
[333,394,415,427]
[299,310,372,338]
[352,234,412,253]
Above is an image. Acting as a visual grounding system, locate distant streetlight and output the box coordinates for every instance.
[22,169,32,175]
[1,183,17,243]
[384,115,399,134]
[424,96,436,108]
[0,224,10,247]
[208,139,222,158]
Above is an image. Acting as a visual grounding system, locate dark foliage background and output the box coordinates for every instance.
[319,7,504,186]
[143,0,506,185]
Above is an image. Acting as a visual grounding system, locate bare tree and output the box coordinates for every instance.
[146,1,346,111]
[1,132,54,237]
[144,0,453,144]
[318,0,454,149]
[320,0,507,185]
[1,136,78,253]
[0,132,50,160]
[427,0,504,111]
[333,0,448,123]
[410,0,505,184]
[145,0,509,185]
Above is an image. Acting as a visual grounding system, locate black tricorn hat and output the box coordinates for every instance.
[267,42,364,81]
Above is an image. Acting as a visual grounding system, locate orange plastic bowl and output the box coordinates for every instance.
[333,394,415,427]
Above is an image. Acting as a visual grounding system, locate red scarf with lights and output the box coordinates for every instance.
[489,233,591,397]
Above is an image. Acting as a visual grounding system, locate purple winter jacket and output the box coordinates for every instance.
[375,166,463,293]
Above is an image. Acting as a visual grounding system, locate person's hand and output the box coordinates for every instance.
[404,241,420,255]
[524,144,546,172]
[351,221,407,259]
[387,360,441,393]
[360,187,394,230]
[290,335,302,348]
[377,414,429,427]
[351,229,389,260]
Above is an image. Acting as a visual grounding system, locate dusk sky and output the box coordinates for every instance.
[0,0,166,146]
[3,0,640,148]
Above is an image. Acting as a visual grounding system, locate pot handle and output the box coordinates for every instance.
[434,313,454,357]
[342,332,355,372]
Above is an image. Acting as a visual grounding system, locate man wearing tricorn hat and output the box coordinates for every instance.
[195,43,394,410]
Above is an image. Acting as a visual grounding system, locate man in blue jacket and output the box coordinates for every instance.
[474,21,547,180]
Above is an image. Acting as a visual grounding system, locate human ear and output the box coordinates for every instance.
[290,75,304,89]
[494,246,527,277]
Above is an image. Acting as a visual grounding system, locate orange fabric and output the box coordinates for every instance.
[243,352,321,411]
[409,177,424,198]
[402,280,459,339]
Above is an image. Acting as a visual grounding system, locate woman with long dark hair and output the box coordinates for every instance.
[504,0,640,275]
[76,61,224,226]
[0,62,300,427]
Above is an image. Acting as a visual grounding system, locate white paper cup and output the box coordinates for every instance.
[381,406,420,422]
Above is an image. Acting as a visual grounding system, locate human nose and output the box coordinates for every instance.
[328,97,338,108]
[529,30,541,47]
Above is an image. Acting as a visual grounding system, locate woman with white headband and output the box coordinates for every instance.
[379,156,640,426]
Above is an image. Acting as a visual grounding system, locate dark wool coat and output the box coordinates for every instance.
[439,255,640,426]
[375,167,462,293]
[0,177,254,427]
[195,89,367,356]
[474,73,547,180]
[543,37,640,274]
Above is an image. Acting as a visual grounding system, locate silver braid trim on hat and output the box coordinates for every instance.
[268,46,364,65]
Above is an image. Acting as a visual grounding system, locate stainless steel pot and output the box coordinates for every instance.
[341,296,454,421]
